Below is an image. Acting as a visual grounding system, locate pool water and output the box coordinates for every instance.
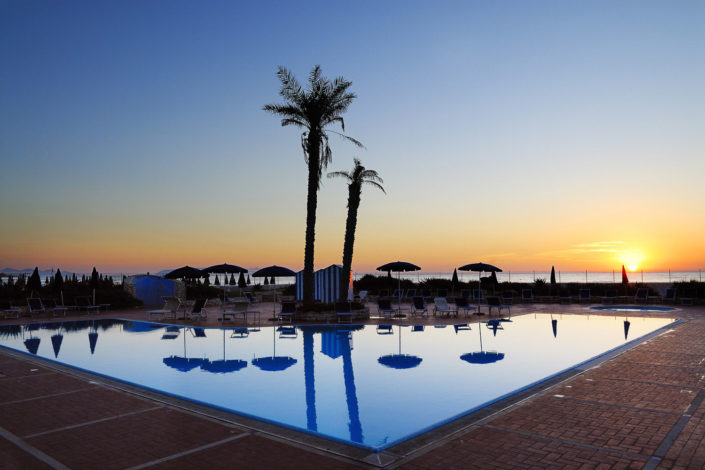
[0,314,676,451]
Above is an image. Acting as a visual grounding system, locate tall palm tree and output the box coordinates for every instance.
[264,66,362,306]
[328,159,385,301]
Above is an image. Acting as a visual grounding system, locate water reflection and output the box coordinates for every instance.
[378,325,423,370]
[460,319,506,364]
[252,326,297,371]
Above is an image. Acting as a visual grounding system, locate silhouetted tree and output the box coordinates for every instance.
[238,272,246,288]
[451,268,459,294]
[90,267,99,289]
[264,65,362,306]
[54,269,64,292]
[27,267,42,295]
[328,158,385,300]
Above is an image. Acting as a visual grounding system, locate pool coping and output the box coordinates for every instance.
[0,313,685,467]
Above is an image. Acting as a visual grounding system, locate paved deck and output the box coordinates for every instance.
[1,303,704,469]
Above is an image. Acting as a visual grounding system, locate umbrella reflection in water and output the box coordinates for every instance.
[460,318,505,364]
[163,327,207,372]
[201,328,248,374]
[378,325,423,370]
[252,326,297,372]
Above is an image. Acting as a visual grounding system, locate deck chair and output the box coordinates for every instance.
[434,297,457,317]
[376,324,393,334]
[42,298,68,317]
[521,289,534,302]
[377,298,396,319]
[436,289,448,299]
[0,299,20,319]
[635,288,649,304]
[411,296,428,316]
[453,296,476,317]
[26,298,46,318]
[404,289,416,301]
[243,292,259,304]
[278,325,297,338]
[486,296,510,315]
[578,289,591,303]
[147,296,181,320]
[453,323,471,333]
[472,289,485,303]
[356,290,368,302]
[662,288,677,304]
[335,302,353,324]
[75,296,100,314]
[185,298,208,321]
[278,301,296,324]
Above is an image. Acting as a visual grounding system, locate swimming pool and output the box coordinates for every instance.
[589,306,678,312]
[0,314,676,451]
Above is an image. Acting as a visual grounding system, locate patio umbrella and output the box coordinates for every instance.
[377,325,423,369]
[201,358,247,373]
[201,263,248,302]
[376,261,421,310]
[458,263,503,315]
[252,326,297,372]
[252,266,297,315]
[460,319,505,364]
[164,266,205,280]
[621,265,629,284]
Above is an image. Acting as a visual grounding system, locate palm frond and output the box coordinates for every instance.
[363,180,386,194]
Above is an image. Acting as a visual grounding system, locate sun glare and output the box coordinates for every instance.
[619,252,645,272]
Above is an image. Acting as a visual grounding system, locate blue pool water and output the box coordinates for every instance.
[589,306,677,312]
[0,314,676,450]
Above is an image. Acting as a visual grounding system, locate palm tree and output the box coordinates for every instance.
[328,159,385,301]
[264,66,362,306]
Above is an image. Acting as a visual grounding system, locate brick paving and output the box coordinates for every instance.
[0,304,704,469]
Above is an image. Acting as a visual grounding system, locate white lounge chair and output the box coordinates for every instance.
[148,296,181,320]
[433,297,457,317]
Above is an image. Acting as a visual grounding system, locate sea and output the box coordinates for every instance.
[3,270,702,286]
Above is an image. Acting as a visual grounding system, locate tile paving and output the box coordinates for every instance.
[0,304,704,469]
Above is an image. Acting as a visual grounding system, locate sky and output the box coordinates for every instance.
[1,0,703,274]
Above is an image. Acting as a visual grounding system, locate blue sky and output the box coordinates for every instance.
[1,0,703,273]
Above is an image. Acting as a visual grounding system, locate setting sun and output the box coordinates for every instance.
[619,252,645,272]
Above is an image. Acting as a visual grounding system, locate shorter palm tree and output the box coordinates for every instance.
[328,159,385,301]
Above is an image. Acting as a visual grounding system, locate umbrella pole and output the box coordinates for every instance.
[477,272,481,315]
[478,320,483,352]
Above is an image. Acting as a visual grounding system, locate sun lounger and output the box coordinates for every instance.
[662,288,676,304]
[184,298,208,321]
[147,296,181,320]
[42,298,68,317]
[578,289,591,303]
[222,299,261,323]
[635,288,649,304]
[453,323,471,333]
[521,289,534,302]
[377,298,396,319]
[243,292,259,304]
[433,297,457,317]
[1,300,21,319]
[277,301,296,324]
[278,325,297,338]
[75,296,100,314]
[376,324,393,334]
[453,296,476,317]
[486,296,510,315]
[26,298,46,318]
[161,326,180,340]
[411,296,428,316]
[335,302,353,324]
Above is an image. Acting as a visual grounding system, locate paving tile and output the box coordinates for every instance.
[0,357,55,379]
[557,376,697,413]
[148,434,363,470]
[488,394,679,455]
[614,349,705,368]
[0,437,53,470]
[27,408,244,470]
[1,387,158,437]
[658,392,705,469]
[0,372,94,403]
[398,426,649,470]
[590,361,705,388]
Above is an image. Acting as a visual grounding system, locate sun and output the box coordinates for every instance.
[619,252,644,272]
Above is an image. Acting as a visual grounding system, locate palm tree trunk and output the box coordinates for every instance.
[303,137,320,307]
[340,186,361,301]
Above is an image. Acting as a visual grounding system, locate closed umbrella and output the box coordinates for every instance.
[51,332,63,358]
[550,266,556,285]
[624,319,631,340]
[458,263,503,315]
[376,261,421,312]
